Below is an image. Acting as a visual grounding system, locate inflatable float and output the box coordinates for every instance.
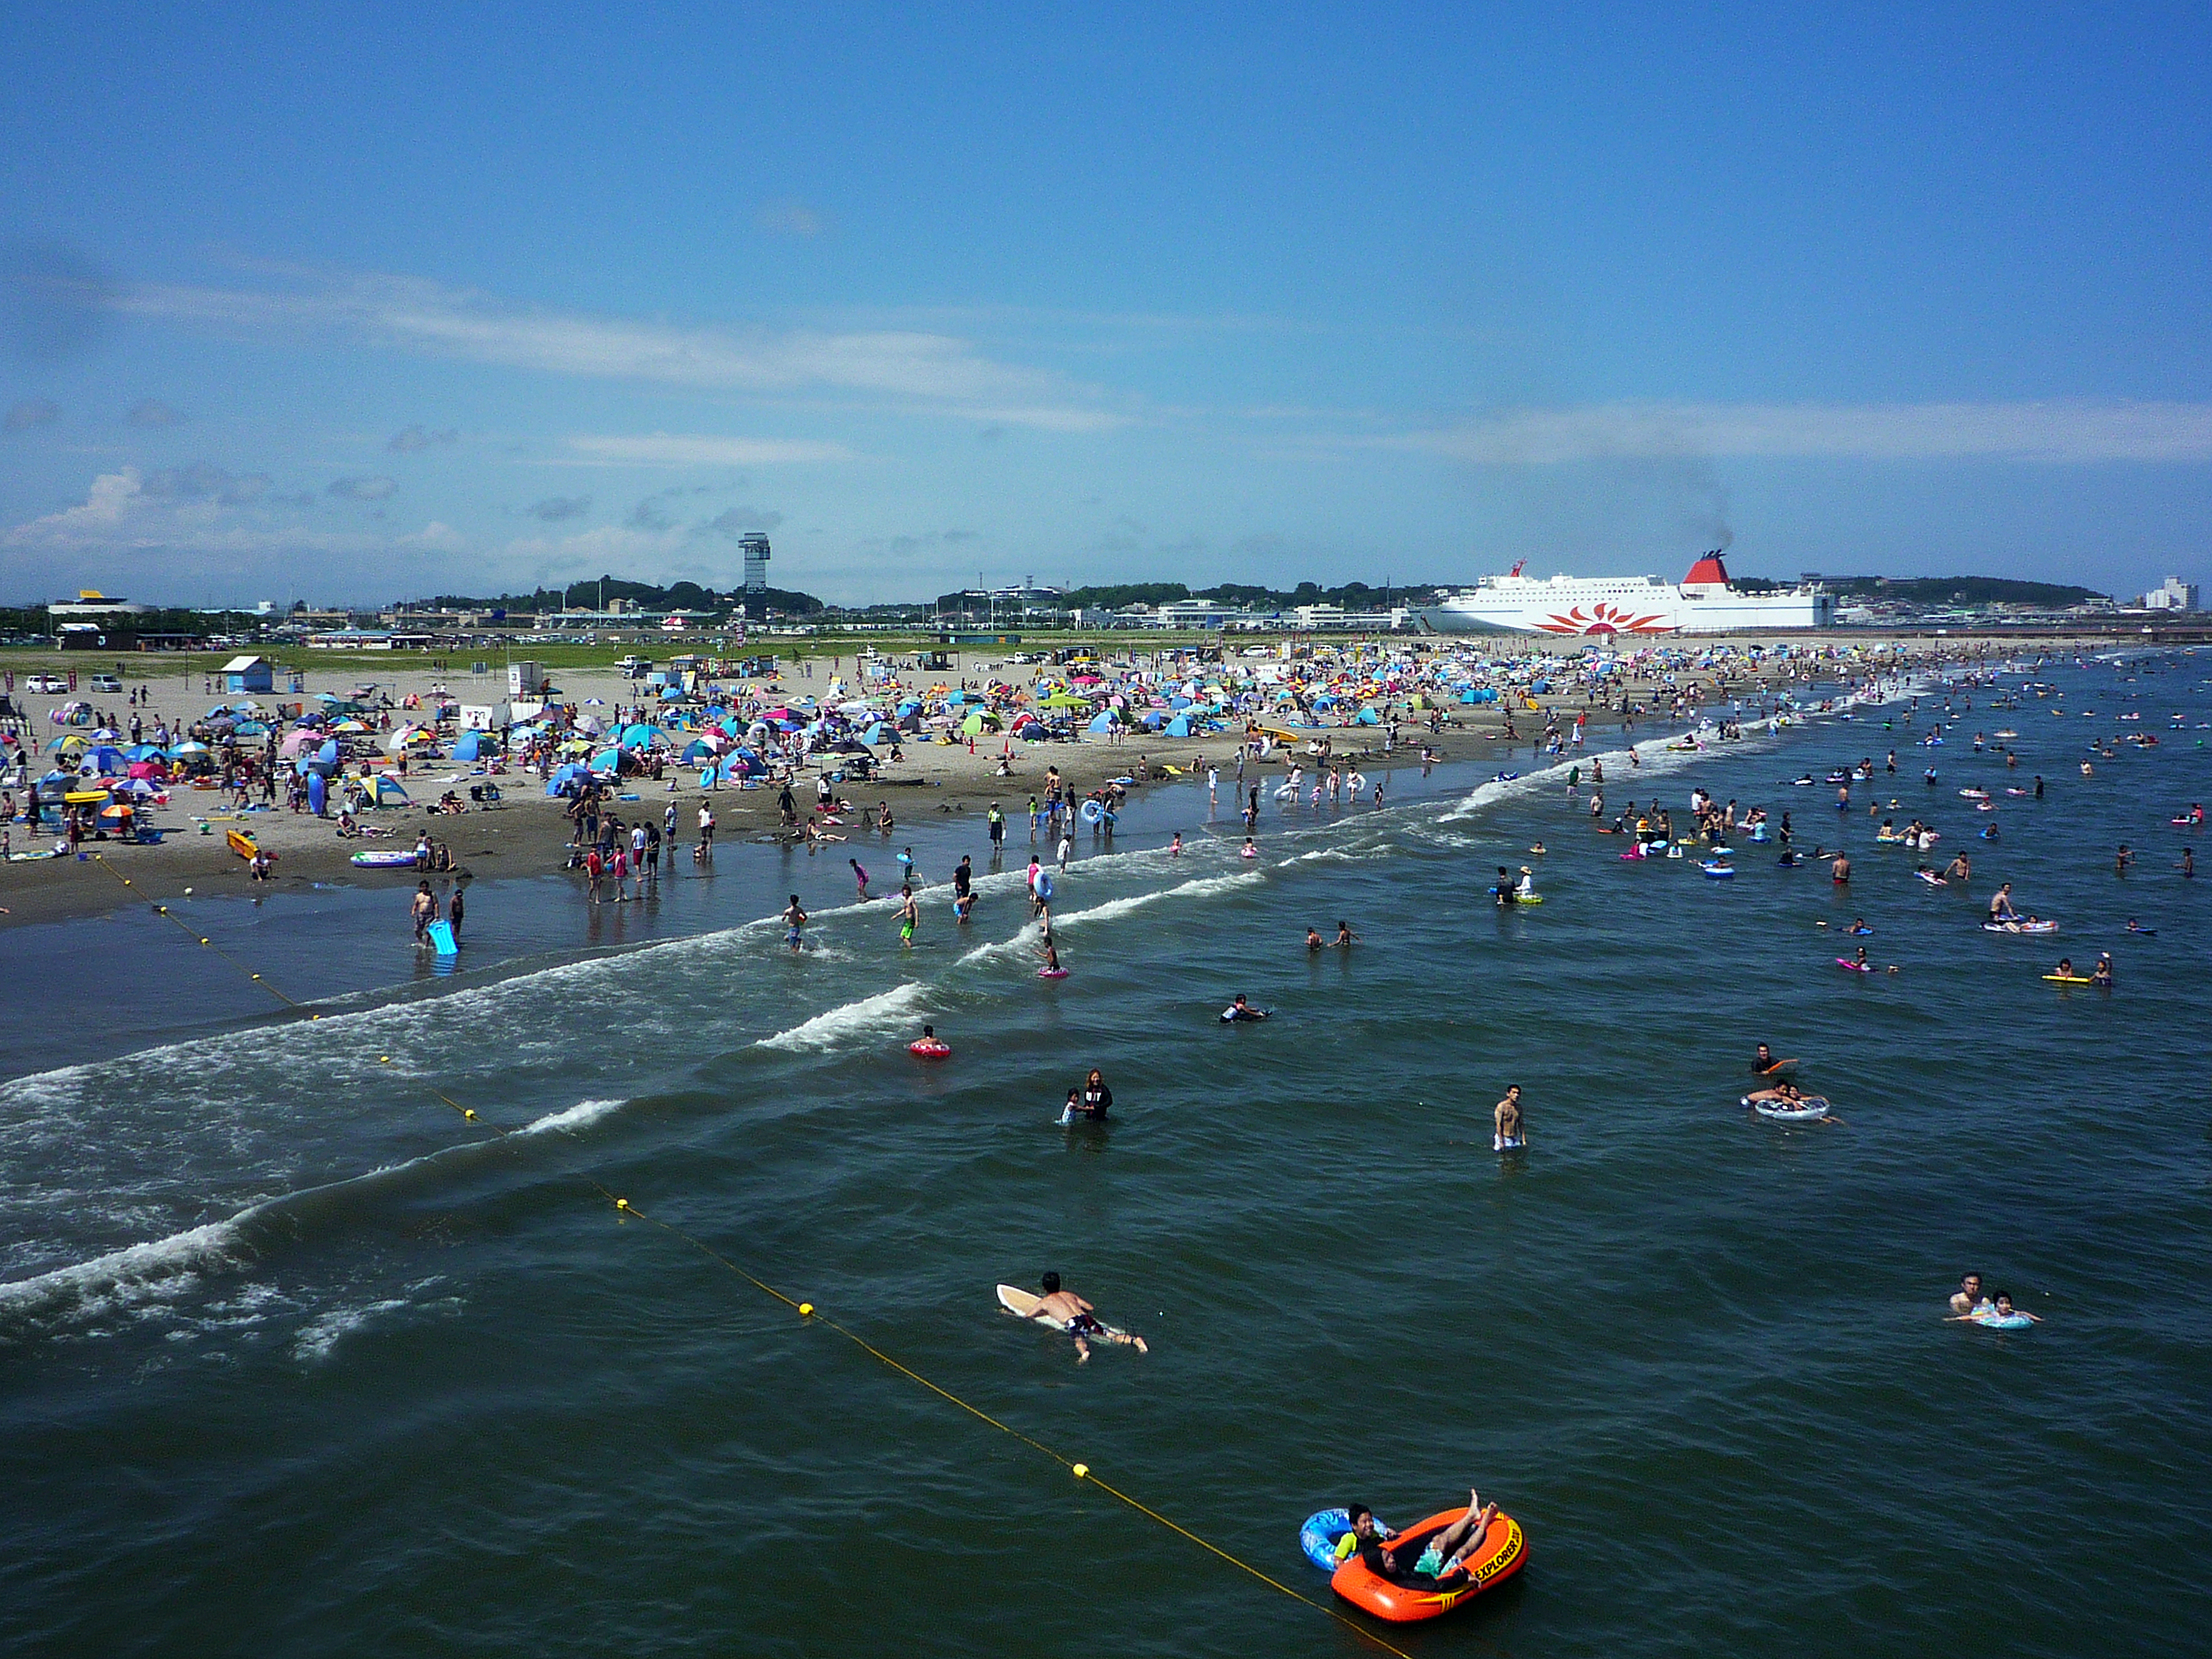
[225,828,266,861]
[1037,967,1068,980]
[1836,958,1873,973]
[1700,862,1734,879]
[1971,1310,2035,1330]
[1744,1095,1832,1122]
[1983,920,2057,934]
[1327,1506,1528,1622]
[908,1037,952,1057]
[350,849,418,868]
[1300,1508,1392,1574]
[2042,973,2095,985]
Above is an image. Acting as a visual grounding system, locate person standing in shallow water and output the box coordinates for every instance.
[1493,1085,1525,1150]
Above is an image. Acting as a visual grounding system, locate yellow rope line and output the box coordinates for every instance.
[90,853,308,1011]
[79,857,1426,1656]
[606,1193,1418,1659]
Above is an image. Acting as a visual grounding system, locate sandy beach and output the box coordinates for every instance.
[0,635,2046,928]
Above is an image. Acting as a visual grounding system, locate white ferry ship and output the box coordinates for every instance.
[1417,554,1832,636]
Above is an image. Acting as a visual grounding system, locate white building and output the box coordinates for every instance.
[2143,576,2198,611]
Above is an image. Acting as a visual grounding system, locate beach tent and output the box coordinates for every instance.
[545,763,592,796]
[452,730,491,763]
[1087,711,1118,734]
[1164,714,1193,737]
[1355,708,1380,725]
[369,774,411,806]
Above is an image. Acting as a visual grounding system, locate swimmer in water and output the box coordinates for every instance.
[2115,844,2134,875]
[1307,926,1325,953]
[2091,953,2114,987]
[1831,853,1851,885]
[1221,994,1269,1022]
[1493,1084,1525,1150]
[1852,946,1871,970]
[1948,1273,1988,1316]
[1241,836,1258,859]
[1529,840,1547,854]
[1169,832,1182,857]
[1752,1043,1800,1075]
[1847,919,1873,935]
[1029,1272,1146,1361]
[2180,846,2196,877]
[1333,920,1358,947]
[2054,956,2074,979]
[897,884,919,948]
[782,894,808,951]
[849,858,870,899]
[1041,937,1062,974]
[1948,1291,2039,1325]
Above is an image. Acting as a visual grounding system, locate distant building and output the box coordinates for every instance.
[49,589,152,624]
[2144,576,2199,612]
[741,532,772,620]
[220,655,275,694]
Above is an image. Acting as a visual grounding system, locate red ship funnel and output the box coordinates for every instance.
[1684,553,1730,585]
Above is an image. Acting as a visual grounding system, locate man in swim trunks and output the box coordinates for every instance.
[898,885,919,947]
[1333,920,1358,947]
[1031,1272,1146,1361]
[954,854,972,900]
[1830,853,1850,885]
[1493,1085,1524,1148]
[1307,927,1325,952]
[1989,882,2019,921]
[1339,1493,1500,1583]
[1949,1273,1987,1315]
[782,895,807,951]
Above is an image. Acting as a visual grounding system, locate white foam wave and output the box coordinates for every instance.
[523,1097,628,1136]
[757,980,930,1052]
[293,1296,411,1363]
[1051,869,1266,929]
[0,1216,256,1334]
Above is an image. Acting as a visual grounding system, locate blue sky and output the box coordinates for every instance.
[2,4,2208,606]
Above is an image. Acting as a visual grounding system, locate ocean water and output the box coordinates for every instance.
[2,654,2208,1657]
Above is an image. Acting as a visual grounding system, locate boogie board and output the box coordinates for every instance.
[350,849,419,868]
[2042,973,2096,985]
[426,919,457,955]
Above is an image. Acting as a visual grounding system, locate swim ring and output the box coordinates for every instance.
[1744,1095,1831,1121]
[1037,968,1068,980]
[1972,1312,2035,1330]
[1700,862,1734,879]
[1299,1508,1390,1573]
[908,1039,951,1058]
[1329,1506,1528,1623]
[1836,958,1872,972]
[1078,799,1104,825]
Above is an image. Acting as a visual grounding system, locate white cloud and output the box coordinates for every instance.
[398,521,466,553]
[115,269,1123,429]
[1368,400,2212,466]
[566,434,851,466]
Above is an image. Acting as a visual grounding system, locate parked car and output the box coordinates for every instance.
[90,673,123,694]
[24,674,68,693]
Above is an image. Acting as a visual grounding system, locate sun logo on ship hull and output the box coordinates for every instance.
[1535,603,1674,635]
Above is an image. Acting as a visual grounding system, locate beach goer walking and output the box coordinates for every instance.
[412,880,437,941]
[697,800,715,860]
[585,846,604,902]
[1494,1085,1525,1150]
[782,895,807,951]
[851,857,870,899]
[898,884,919,948]
[447,885,464,938]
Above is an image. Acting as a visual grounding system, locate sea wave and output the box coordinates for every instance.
[756,980,930,1052]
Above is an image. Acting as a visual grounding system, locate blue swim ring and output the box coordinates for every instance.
[1973,1312,2034,1330]
[1079,799,1104,825]
[1298,1507,1392,1573]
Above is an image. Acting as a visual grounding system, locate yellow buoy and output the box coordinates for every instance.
[798,1302,814,1316]
[1071,1463,1088,1480]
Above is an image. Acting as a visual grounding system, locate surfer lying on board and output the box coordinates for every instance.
[1752,1044,1800,1076]
[1033,1273,1147,1361]
[1338,1494,1500,1583]
[1221,995,1270,1022]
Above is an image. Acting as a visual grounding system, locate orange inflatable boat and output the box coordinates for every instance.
[1329,1506,1527,1621]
